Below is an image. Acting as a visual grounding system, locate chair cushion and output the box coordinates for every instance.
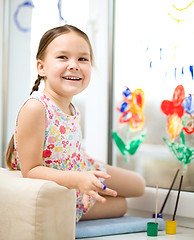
[76,216,165,238]
[0,168,76,240]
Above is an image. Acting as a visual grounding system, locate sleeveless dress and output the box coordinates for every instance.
[11,91,106,222]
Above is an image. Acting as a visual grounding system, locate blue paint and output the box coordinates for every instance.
[183,94,194,114]
[58,0,67,23]
[182,67,184,75]
[160,48,162,60]
[150,61,152,68]
[14,1,34,32]
[123,87,131,98]
[120,102,128,113]
[174,68,177,79]
[190,65,194,79]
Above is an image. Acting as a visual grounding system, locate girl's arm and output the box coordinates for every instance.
[17,99,117,207]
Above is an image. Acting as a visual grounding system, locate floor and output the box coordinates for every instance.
[81,226,194,240]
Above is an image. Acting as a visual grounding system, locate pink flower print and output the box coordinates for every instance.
[72,159,77,165]
[68,164,74,170]
[76,154,81,161]
[89,159,95,165]
[47,144,54,149]
[48,136,56,144]
[49,114,53,119]
[46,118,49,128]
[45,160,52,165]
[41,94,50,101]
[62,140,66,147]
[60,125,66,134]
[43,149,52,158]
[72,152,76,158]
[12,163,16,168]
[55,119,59,126]
[54,160,61,165]
[71,126,77,132]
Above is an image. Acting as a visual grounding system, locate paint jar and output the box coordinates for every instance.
[166,220,177,234]
[147,222,158,236]
[152,213,163,218]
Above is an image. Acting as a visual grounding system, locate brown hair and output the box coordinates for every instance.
[5,24,94,169]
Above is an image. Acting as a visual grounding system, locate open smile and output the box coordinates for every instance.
[63,76,82,81]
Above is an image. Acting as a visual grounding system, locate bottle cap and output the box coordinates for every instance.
[166,220,177,234]
[147,222,158,237]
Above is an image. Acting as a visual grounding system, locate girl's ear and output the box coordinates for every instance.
[37,60,46,77]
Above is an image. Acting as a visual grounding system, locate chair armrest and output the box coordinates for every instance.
[0,168,76,240]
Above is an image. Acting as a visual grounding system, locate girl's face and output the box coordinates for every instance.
[37,32,91,99]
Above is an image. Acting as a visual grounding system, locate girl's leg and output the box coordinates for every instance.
[104,164,145,197]
[81,196,127,220]
[81,165,145,220]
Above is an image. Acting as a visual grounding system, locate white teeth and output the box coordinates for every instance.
[64,76,81,80]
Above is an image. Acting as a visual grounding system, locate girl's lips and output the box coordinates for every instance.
[62,76,82,81]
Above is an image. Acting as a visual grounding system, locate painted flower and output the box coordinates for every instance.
[182,113,194,134]
[117,87,145,131]
[182,94,194,114]
[182,94,194,134]
[161,85,185,139]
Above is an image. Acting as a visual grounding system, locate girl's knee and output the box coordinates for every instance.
[136,175,146,196]
[117,197,128,217]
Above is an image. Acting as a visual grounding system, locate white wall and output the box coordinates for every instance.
[0,0,3,166]
[83,0,109,163]
[6,0,32,145]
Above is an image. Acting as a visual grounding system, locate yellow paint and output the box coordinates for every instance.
[173,1,194,11]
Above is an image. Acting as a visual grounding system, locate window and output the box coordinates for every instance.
[112,0,194,226]
[113,0,194,192]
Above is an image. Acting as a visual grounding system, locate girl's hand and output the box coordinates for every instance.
[77,171,117,209]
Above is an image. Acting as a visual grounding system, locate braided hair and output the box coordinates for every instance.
[5,24,94,169]
[30,75,43,95]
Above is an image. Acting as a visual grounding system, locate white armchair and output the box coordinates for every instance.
[0,168,76,240]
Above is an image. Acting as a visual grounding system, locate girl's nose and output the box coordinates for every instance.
[67,60,80,71]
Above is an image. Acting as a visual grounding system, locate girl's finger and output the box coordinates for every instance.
[98,187,117,197]
[83,194,89,209]
[89,190,106,204]
[92,171,111,179]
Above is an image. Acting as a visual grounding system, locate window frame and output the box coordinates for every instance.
[127,187,194,228]
[110,0,194,225]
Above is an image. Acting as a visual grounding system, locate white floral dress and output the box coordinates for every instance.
[11,91,106,222]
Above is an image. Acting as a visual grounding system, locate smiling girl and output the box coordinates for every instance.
[5,25,145,222]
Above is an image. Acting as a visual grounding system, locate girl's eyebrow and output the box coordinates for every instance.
[56,50,90,56]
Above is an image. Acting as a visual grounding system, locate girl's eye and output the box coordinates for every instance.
[58,56,67,60]
[79,57,88,62]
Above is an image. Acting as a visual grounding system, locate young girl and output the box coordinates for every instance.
[5,25,145,222]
